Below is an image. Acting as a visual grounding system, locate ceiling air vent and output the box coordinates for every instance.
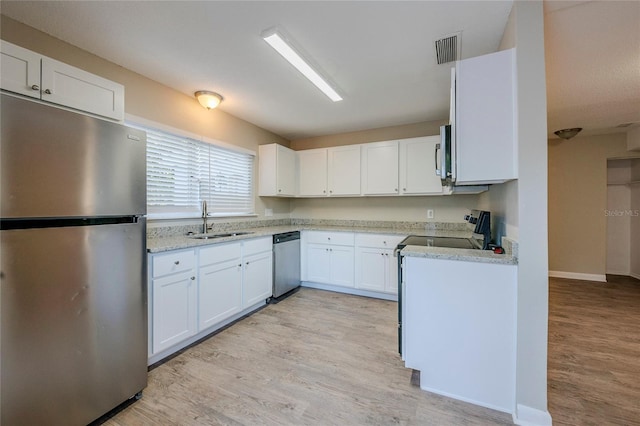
[434,32,461,65]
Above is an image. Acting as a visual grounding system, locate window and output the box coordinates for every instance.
[129,122,255,218]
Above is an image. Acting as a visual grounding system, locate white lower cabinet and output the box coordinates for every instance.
[150,249,197,354]
[242,238,273,307]
[303,231,406,294]
[403,256,517,412]
[304,231,354,288]
[198,242,243,331]
[355,234,405,294]
[149,237,272,361]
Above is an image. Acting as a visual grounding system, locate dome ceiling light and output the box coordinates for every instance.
[554,128,582,140]
[195,91,223,110]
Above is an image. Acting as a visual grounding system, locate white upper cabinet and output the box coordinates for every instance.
[41,57,124,120]
[297,145,362,197]
[361,140,399,195]
[399,136,444,195]
[298,148,328,196]
[0,40,41,99]
[1,40,125,121]
[328,145,361,196]
[455,48,516,185]
[259,143,296,197]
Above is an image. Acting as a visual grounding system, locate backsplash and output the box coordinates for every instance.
[290,219,468,231]
[147,218,468,238]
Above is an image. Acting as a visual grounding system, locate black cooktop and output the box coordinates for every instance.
[398,236,477,250]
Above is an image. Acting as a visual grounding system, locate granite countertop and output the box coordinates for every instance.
[147,224,472,253]
[400,245,517,265]
[146,219,517,265]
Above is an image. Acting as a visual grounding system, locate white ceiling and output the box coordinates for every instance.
[544,1,640,139]
[1,1,638,141]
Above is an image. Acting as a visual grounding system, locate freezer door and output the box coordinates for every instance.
[0,94,146,218]
[1,220,148,426]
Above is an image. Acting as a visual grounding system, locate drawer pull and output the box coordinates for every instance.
[31,84,40,91]
[44,88,52,95]
[174,260,180,265]
[190,276,195,280]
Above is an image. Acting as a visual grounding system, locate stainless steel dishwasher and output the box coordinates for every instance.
[272,231,301,299]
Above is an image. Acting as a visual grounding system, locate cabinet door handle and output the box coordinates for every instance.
[329,248,333,252]
[394,188,398,192]
[403,188,406,191]
[238,263,242,268]
[327,237,331,241]
[31,84,40,91]
[43,89,52,95]
[323,190,326,193]
[190,276,195,280]
[246,261,250,265]
[329,190,333,194]
[174,260,180,265]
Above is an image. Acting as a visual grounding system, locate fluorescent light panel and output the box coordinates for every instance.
[262,29,342,102]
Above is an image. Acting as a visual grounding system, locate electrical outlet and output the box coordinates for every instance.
[427,209,435,219]
[265,208,273,217]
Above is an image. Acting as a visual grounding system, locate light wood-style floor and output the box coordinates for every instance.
[104,275,640,426]
[548,275,640,426]
[104,289,512,425]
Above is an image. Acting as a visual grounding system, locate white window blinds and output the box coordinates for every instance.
[133,123,254,218]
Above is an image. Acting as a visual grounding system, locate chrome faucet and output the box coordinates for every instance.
[202,200,208,234]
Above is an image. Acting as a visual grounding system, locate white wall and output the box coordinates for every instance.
[631,160,640,279]
[548,133,638,277]
[606,160,632,275]
[290,195,479,222]
[478,180,518,244]
[509,2,551,424]
[628,126,640,151]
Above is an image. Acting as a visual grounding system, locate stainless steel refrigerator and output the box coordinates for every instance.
[1,94,148,425]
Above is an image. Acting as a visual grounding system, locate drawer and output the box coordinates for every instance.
[243,237,272,256]
[305,231,354,246]
[152,249,195,278]
[199,241,242,267]
[355,233,406,249]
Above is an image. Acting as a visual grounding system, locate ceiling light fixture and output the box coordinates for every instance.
[195,91,223,110]
[554,128,582,140]
[261,27,343,102]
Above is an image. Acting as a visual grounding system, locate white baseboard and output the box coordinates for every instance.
[301,281,398,301]
[418,383,513,416]
[605,269,630,276]
[513,404,552,426]
[548,270,607,282]
[148,301,266,366]
[631,272,640,281]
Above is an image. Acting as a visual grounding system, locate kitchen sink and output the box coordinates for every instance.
[188,231,254,239]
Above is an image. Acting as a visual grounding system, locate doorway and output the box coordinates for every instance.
[606,158,640,279]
